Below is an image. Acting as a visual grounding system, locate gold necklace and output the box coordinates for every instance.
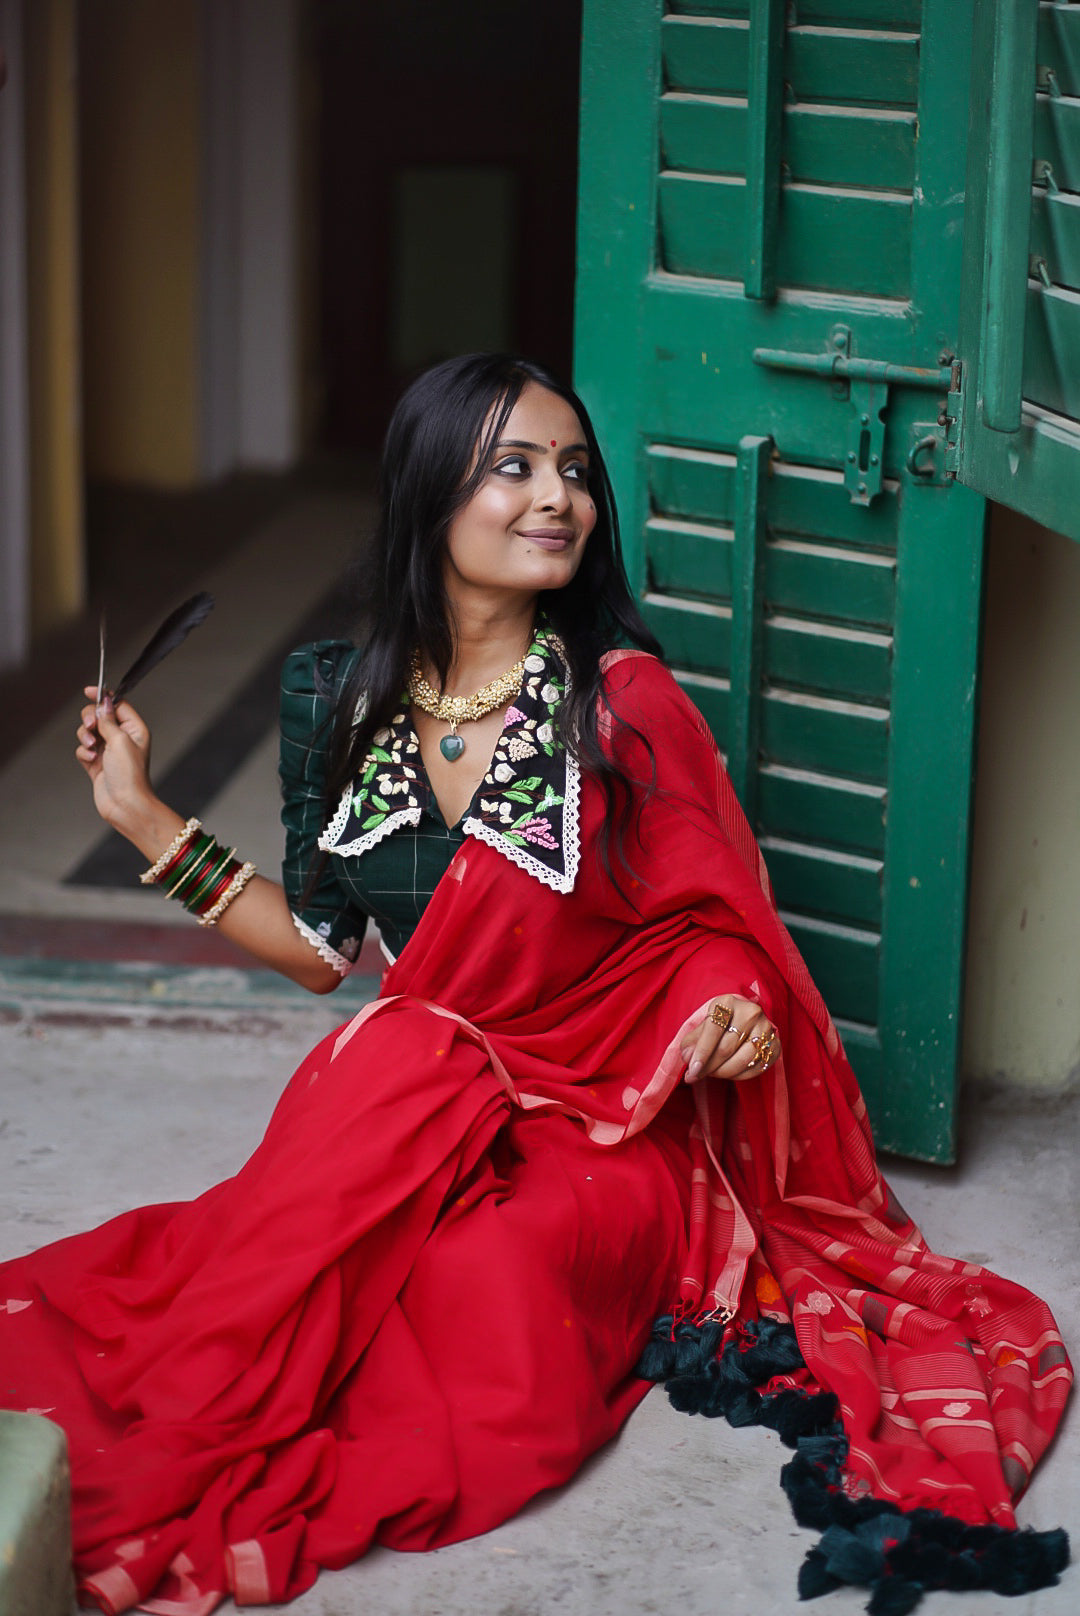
[408,649,526,761]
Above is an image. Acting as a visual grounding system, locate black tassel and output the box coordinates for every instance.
[642,1311,1071,1613]
[110,592,215,703]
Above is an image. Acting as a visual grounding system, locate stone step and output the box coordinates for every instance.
[0,1413,73,1616]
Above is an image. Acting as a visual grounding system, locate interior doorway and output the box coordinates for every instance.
[314,0,582,452]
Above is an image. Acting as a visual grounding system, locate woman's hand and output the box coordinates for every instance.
[76,686,157,836]
[681,995,781,1084]
[74,688,344,994]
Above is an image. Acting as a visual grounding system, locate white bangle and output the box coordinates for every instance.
[198,860,257,926]
[139,818,201,885]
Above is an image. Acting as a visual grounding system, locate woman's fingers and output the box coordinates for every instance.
[79,688,149,750]
[682,995,775,1083]
[718,1011,779,1080]
[75,686,153,811]
[77,700,102,765]
[682,995,734,1081]
[682,996,781,1084]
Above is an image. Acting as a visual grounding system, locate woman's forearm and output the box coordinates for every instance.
[125,805,342,992]
[78,694,344,994]
[209,874,344,992]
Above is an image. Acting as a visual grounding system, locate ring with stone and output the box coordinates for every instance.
[751,1029,778,1068]
[709,1002,733,1035]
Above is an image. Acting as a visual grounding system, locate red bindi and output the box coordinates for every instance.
[550,440,557,447]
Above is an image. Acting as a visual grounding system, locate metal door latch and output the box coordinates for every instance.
[752,325,954,505]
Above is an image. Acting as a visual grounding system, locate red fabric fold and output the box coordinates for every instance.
[0,652,1071,1610]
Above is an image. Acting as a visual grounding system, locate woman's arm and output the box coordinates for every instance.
[76,690,343,994]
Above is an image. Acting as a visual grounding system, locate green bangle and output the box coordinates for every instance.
[176,845,227,911]
[161,834,213,898]
[190,859,239,919]
[184,849,238,915]
[165,838,213,899]
[166,836,218,902]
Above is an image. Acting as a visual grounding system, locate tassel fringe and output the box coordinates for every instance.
[635,1316,1069,1613]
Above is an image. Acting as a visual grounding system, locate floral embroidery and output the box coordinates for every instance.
[522,817,558,849]
[805,1290,834,1316]
[320,623,580,892]
[353,714,423,831]
[943,1402,973,1418]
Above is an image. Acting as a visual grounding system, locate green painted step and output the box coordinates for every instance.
[0,1413,73,1616]
[0,957,382,1019]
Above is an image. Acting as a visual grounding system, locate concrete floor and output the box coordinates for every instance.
[0,492,1076,1614]
[1,981,1076,1616]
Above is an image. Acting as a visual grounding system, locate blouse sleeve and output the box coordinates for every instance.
[279,642,368,975]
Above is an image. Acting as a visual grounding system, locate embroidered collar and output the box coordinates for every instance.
[318,623,580,894]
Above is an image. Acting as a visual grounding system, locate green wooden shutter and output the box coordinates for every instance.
[575,0,987,1162]
[950,0,1080,537]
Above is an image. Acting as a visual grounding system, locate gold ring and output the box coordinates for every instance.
[750,1029,779,1069]
[709,1002,733,1034]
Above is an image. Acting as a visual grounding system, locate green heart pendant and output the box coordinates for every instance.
[439,733,466,762]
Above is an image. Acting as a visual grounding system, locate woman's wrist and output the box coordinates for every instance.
[108,796,187,861]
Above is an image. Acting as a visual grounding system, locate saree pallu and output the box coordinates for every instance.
[0,653,1071,1612]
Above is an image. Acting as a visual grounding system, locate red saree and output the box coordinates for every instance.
[0,653,1071,1612]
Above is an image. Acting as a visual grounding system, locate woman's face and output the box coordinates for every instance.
[443,383,597,610]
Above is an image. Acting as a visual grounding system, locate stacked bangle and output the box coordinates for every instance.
[140,823,256,926]
[200,862,256,927]
[139,818,201,884]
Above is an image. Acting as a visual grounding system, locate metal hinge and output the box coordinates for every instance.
[906,363,962,486]
[943,360,963,474]
[752,326,955,504]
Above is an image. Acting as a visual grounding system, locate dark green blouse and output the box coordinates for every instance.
[279,630,577,970]
[280,643,464,965]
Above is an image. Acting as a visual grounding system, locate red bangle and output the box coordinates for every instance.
[191,861,239,919]
[158,840,196,885]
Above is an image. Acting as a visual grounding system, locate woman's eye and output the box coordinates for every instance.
[564,461,589,482]
[494,456,529,477]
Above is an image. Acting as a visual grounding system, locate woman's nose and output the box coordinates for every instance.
[533,462,571,512]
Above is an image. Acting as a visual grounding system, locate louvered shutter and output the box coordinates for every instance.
[951,0,1080,535]
[575,0,987,1161]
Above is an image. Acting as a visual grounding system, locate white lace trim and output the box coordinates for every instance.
[562,745,581,885]
[291,913,353,976]
[319,794,424,857]
[463,749,580,894]
[320,780,355,847]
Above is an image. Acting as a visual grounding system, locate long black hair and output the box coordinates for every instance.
[321,352,662,883]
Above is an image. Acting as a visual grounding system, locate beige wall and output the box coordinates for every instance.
[79,0,200,486]
[963,507,1080,1092]
[25,0,85,635]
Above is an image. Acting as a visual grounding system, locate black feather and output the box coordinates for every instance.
[112,593,215,702]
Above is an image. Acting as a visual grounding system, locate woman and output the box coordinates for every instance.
[0,355,1070,1614]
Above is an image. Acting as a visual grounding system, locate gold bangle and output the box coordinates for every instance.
[140,818,201,885]
[198,860,256,926]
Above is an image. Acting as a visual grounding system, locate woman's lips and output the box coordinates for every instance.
[517,528,575,549]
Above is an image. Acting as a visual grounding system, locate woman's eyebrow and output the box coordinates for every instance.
[497,438,590,455]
